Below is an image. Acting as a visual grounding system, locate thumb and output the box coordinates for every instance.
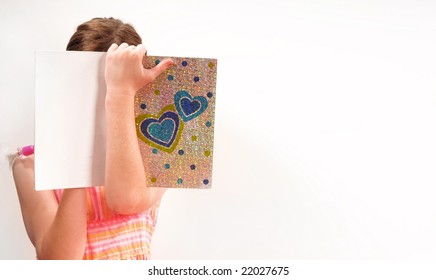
[146,59,173,81]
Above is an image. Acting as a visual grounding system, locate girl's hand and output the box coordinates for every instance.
[105,43,172,97]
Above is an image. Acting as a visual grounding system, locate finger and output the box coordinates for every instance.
[107,43,118,53]
[138,44,148,56]
[147,59,173,80]
[134,44,147,57]
[118,42,129,50]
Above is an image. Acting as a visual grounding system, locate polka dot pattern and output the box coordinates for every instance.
[135,56,217,189]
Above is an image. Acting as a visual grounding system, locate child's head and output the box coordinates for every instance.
[66,17,142,52]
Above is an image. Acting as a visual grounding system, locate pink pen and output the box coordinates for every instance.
[17,145,35,156]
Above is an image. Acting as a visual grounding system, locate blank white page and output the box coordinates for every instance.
[34,50,106,190]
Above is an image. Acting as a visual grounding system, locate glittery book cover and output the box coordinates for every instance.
[135,56,217,189]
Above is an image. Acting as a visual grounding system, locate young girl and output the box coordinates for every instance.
[11,17,173,260]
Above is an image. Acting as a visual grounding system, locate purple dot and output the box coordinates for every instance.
[182,61,188,66]
[207,92,213,98]
[190,164,196,170]
[194,76,200,82]
[140,103,147,109]
[178,149,184,155]
[203,179,209,185]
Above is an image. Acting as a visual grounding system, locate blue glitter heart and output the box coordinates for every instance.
[174,90,208,122]
[140,111,180,148]
[180,98,201,116]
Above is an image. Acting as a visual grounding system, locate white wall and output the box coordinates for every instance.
[1,0,436,259]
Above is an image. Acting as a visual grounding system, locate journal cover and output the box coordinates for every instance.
[135,56,217,189]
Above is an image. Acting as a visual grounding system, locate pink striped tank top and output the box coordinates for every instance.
[54,186,159,260]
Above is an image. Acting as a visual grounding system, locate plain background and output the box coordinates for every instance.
[1,0,436,260]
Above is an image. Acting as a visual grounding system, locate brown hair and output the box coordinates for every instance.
[66,17,142,51]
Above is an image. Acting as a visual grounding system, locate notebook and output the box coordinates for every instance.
[34,50,217,190]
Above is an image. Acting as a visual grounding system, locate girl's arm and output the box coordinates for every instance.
[104,43,171,214]
[12,156,87,259]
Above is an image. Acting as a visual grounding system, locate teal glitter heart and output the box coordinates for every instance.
[174,90,208,122]
[148,119,175,144]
